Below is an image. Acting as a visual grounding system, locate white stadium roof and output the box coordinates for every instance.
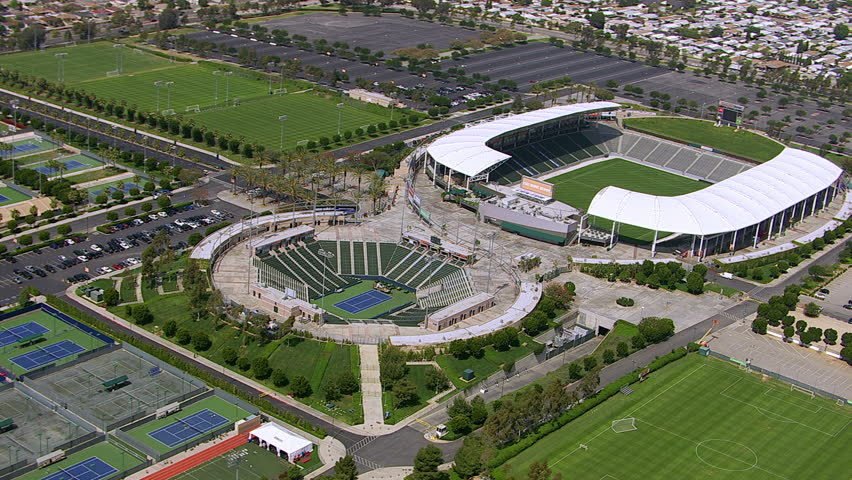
[587,147,842,236]
[426,102,620,177]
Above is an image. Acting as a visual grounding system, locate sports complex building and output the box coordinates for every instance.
[411,102,845,258]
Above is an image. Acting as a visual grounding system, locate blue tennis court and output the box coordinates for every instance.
[334,290,392,314]
[12,143,39,154]
[0,321,48,347]
[148,409,229,448]
[0,194,8,203]
[10,339,85,370]
[41,457,117,480]
[34,159,87,175]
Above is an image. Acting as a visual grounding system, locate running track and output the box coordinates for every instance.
[141,432,249,480]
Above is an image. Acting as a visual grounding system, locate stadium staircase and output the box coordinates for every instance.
[141,432,249,480]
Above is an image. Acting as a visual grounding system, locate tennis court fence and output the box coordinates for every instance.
[707,350,850,404]
[24,343,118,381]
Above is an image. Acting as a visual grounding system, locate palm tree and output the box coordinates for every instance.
[368,173,385,214]
[46,159,63,178]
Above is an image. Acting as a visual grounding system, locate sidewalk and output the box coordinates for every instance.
[359,345,385,429]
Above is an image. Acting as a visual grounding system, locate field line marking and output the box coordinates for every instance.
[636,417,791,480]
[761,387,822,414]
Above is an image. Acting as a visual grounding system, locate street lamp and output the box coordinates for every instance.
[278,114,288,151]
[55,52,67,83]
[154,80,165,111]
[317,248,335,310]
[336,102,344,135]
[165,81,174,110]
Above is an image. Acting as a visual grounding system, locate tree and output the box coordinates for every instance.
[393,379,419,407]
[412,0,436,15]
[602,349,616,364]
[103,288,120,307]
[685,271,704,294]
[448,414,472,435]
[334,456,358,480]
[568,361,583,380]
[159,7,180,29]
[188,232,203,246]
[291,375,312,397]
[192,332,212,351]
[335,371,359,395]
[616,341,629,358]
[637,317,675,343]
[469,396,488,425]
[222,346,238,365]
[425,367,449,392]
[841,345,852,366]
[132,304,153,325]
[453,435,485,479]
[157,195,172,209]
[834,23,849,40]
[804,302,821,317]
[751,318,768,335]
[413,445,444,473]
[527,461,552,480]
[824,328,838,345]
[272,369,289,387]
[175,328,191,345]
[587,11,606,29]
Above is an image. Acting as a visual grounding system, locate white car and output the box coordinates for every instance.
[126,257,140,265]
[90,244,102,252]
[148,214,159,221]
[119,241,131,250]
[77,255,89,262]
[211,209,223,217]
[158,211,168,218]
[97,266,113,275]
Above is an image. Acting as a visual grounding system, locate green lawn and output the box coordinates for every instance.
[0,185,31,206]
[76,278,117,298]
[120,274,138,303]
[13,440,145,480]
[595,320,639,356]
[495,354,852,480]
[0,308,108,375]
[0,42,412,155]
[549,158,707,242]
[318,280,415,320]
[624,117,784,163]
[383,364,447,424]
[704,282,740,297]
[436,334,540,389]
[66,166,126,185]
[172,442,316,480]
[125,395,250,454]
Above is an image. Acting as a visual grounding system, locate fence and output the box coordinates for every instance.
[23,343,119,381]
[707,350,850,403]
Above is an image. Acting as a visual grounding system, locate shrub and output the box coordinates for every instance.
[252,357,271,380]
[637,317,674,343]
[602,349,616,364]
[222,346,238,365]
[272,369,289,387]
[804,302,821,317]
[57,224,71,235]
[237,356,251,371]
[616,297,635,307]
[175,328,192,345]
[192,332,212,351]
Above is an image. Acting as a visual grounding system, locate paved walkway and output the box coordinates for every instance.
[359,345,385,429]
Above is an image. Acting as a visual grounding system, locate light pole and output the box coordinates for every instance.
[165,81,174,110]
[142,135,148,165]
[55,52,67,83]
[213,70,221,104]
[317,248,335,310]
[336,102,344,135]
[154,80,164,111]
[224,71,233,104]
[278,114,287,151]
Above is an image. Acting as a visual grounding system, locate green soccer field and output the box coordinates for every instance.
[495,354,852,480]
[172,442,296,480]
[0,309,108,375]
[624,117,785,163]
[317,280,415,319]
[0,42,404,153]
[548,158,707,243]
[13,440,145,480]
[124,395,250,454]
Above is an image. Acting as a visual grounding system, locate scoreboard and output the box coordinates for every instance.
[717,100,744,127]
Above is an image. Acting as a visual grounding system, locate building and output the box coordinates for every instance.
[248,423,313,463]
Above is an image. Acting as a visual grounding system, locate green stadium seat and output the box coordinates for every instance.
[352,242,366,275]
[366,242,380,276]
[338,241,352,275]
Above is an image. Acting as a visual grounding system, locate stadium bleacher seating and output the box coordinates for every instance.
[686,154,722,178]
[665,148,699,172]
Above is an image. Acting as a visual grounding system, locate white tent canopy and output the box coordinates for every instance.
[249,423,312,462]
[587,147,842,236]
[426,102,620,178]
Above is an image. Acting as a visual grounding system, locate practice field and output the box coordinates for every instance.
[0,309,108,375]
[0,42,402,153]
[13,440,144,480]
[318,281,414,319]
[124,395,249,454]
[549,158,707,242]
[496,354,852,480]
[624,117,784,163]
[172,442,296,480]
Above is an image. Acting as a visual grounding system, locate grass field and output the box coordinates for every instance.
[0,185,31,206]
[495,354,852,480]
[119,274,138,303]
[67,166,126,185]
[549,158,707,242]
[0,42,404,153]
[0,308,108,375]
[14,440,145,480]
[624,117,784,163]
[318,280,415,319]
[436,334,540,389]
[172,442,298,480]
[383,364,448,424]
[125,395,250,454]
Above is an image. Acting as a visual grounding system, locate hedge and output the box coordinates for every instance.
[44,295,328,439]
[488,347,689,468]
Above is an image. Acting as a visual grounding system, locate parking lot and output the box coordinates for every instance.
[0,199,248,305]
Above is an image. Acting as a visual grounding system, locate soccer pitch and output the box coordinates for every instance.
[624,117,785,163]
[172,442,294,480]
[549,158,707,242]
[495,354,852,480]
[0,42,401,152]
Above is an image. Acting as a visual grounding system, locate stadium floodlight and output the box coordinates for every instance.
[278,115,288,151]
[54,52,67,83]
[336,102,344,135]
[154,80,166,112]
[113,44,124,74]
[164,81,175,110]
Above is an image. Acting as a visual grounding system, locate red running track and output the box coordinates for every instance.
[141,433,250,480]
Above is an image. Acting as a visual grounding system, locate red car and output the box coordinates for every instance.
[112,263,125,270]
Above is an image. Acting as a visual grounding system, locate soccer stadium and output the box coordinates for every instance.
[414,102,844,257]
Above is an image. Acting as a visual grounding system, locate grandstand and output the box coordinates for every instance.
[254,239,474,324]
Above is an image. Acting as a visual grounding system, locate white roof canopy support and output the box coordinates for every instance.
[426,102,620,178]
[588,147,842,236]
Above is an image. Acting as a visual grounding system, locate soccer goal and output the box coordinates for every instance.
[106,70,120,77]
[611,417,637,433]
[161,109,176,116]
[272,88,288,95]
[185,104,200,113]
[791,384,815,399]
[233,98,241,106]
[133,49,145,55]
[296,140,310,148]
